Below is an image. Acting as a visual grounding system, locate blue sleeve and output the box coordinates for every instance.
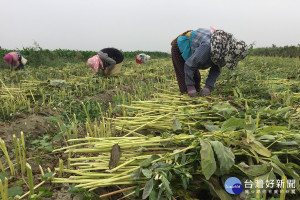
[205,64,221,88]
[184,43,211,86]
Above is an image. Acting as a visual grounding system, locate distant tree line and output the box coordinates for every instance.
[251,44,300,58]
[0,45,170,68]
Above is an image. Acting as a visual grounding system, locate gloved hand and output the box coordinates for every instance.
[201,85,213,96]
[187,85,197,97]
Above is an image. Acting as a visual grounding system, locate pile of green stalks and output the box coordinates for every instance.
[52,89,300,200]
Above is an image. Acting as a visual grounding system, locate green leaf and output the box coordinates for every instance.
[152,162,169,169]
[52,133,63,141]
[142,178,154,199]
[172,117,182,131]
[131,169,141,180]
[44,146,53,151]
[248,148,260,164]
[8,186,23,197]
[275,106,291,115]
[202,178,232,200]
[42,172,54,181]
[167,171,172,181]
[257,170,277,188]
[257,135,276,143]
[237,162,271,177]
[277,141,298,146]
[149,189,157,200]
[271,155,300,191]
[157,185,164,200]
[42,116,59,122]
[200,139,216,180]
[162,176,173,195]
[173,150,179,162]
[246,131,255,144]
[69,134,77,139]
[245,121,256,135]
[0,172,8,182]
[203,122,220,132]
[271,163,285,177]
[212,102,237,117]
[180,154,186,165]
[249,141,271,157]
[210,141,235,174]
[180,174,188,191]
[142,168,153,178]
[140,155,160,167]
[135,184,141,197]
[260,126,288,134]
[37,187,53,197]
[245,121,256,143]
[221,117,245,132]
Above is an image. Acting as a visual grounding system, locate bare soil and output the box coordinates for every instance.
[0,108,56,147]
[83,85,132,106]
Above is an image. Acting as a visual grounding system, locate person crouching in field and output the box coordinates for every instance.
[87,48,124,76]
[136,53,151,64]
[3,52,27,71]
[171,27,248,97]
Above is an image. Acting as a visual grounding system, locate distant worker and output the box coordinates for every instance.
[87,48,124,76]
[171,27,248,97]
[136,53,151,64]
[3,52,27,71]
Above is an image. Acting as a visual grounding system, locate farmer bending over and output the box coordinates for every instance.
[136,53,151,64]
[171,27,248,97]
[87,48,124,76]
[3,52,26,71]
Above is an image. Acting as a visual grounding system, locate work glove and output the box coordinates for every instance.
[201,85,213,96]
[187,85,197,97]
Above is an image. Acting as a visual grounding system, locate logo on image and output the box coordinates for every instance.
[225,177,243,194]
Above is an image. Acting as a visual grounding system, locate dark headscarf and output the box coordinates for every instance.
[210,30,248,70]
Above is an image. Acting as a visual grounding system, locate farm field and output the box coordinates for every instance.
[0,55,299,200]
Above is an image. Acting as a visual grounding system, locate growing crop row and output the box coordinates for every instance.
[0,46,170,68]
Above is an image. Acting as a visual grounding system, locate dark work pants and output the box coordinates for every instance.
[171,40,201,93]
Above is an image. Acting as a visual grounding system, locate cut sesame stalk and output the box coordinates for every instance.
[13,135,20,172]
[122,112,171,137]
[0,179,5,200]
[18,172,56,200]
[106,159,137,173]
[4,178,8,200]
[0,139,15,176]
[0,159,4,172]
[26,163,34,196]
[17,138,25,175]
[280,176,287,200]
[39,165,44,176]
[59,159,64,177]
[21,132,26,170]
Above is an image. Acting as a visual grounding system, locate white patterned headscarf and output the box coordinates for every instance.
[210,30,248,70]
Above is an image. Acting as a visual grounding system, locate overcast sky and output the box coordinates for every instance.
[0,0,299,52]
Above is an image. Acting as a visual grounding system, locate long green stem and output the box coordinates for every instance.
[0,139,15,176]
[26,163,34,196]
